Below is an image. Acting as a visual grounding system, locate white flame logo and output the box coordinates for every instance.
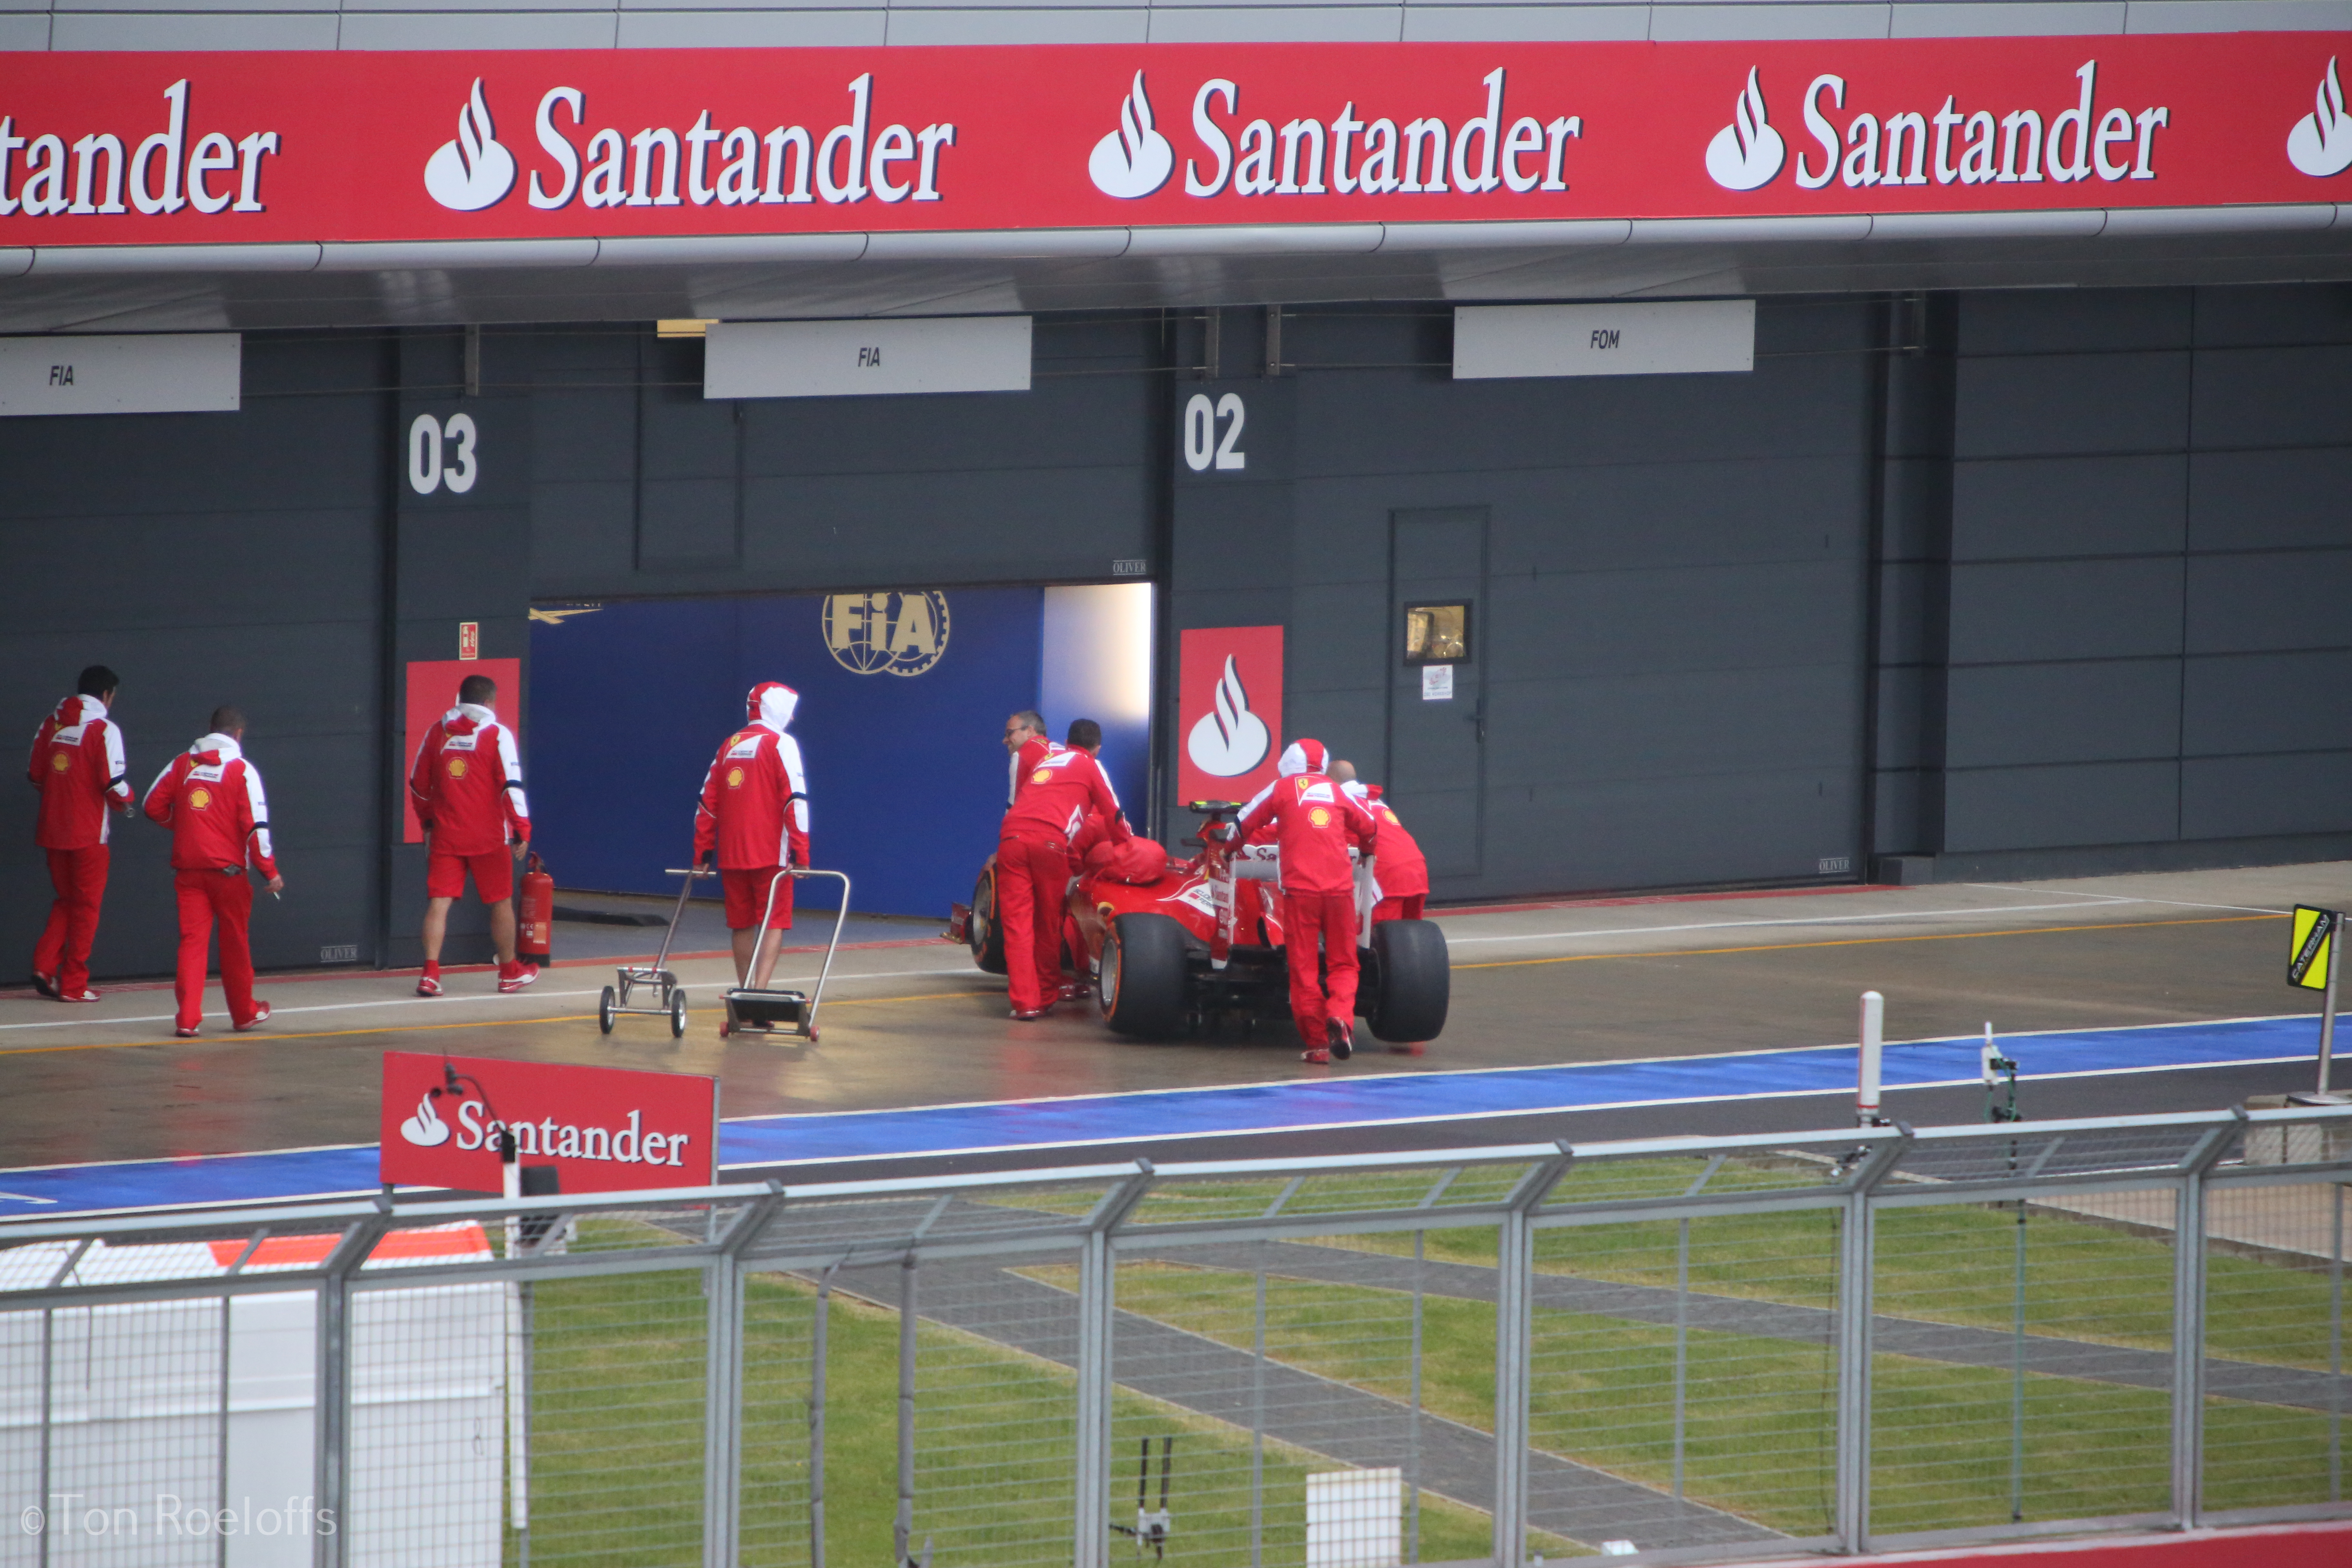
[2288,57,2352,177]
[1705,67,1786,192]
[1186,655,1271,778]
[399,1092,452,1148]
[423,78,517,212]
[1088,71,1176,200]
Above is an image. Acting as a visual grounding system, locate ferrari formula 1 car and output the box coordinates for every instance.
[952,802,1449,1044]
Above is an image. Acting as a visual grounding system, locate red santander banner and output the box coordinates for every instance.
[1,36,2350,248]
[381,1050,717,1194]
[1178,626,1283,811]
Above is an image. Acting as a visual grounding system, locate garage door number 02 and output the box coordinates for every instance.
[1182,392,1246,473]
[407,412,480,496]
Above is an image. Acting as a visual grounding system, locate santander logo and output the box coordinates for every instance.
[1706,67,1784,191]
[1187,655,1271,779]
[399,1092,452,1147]
[1090,71,1176,198]
[423,78,517,212]
[2288,57,2352,177]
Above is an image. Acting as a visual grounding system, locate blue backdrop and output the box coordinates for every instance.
[529,590,1045,918]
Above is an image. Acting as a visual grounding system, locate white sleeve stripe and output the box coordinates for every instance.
[245,764,274,864]
[777,735,809,833]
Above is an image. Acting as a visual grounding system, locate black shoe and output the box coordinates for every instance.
[1327,1019,1353,1061]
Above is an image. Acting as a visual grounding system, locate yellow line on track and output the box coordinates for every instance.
[1451,913,2283,971]
[0,917,2280,1053]
[0,989,989,1057]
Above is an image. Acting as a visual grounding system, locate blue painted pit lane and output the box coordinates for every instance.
[0,1013,2320,1219]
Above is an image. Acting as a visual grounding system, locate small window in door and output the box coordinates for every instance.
[1403,601,1471,665]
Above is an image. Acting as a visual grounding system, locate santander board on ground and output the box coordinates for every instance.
[380,1050,718,1195]
[0,34,2346,248]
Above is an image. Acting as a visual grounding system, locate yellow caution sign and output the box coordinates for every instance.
[2288,905,2339,991]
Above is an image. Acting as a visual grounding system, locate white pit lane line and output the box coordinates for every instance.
[1440,895,2283,947]
[0,965,992,1033]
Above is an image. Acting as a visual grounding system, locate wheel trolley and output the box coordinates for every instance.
[724,867,852,1043]
[597,865,710,1039]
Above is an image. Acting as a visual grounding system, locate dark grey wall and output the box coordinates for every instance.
[0,334,390,984]
[1169,300,1881,902]
[1876,283,2352,880]
[527,317,1161,601]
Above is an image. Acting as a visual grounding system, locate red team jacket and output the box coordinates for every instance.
[142,734,279,877]
[695,682,810,871]
[1234,739,1379,897]
[1345,782,1430,901]
[1003,745,1131,847]
[28,694,131,849]
[408,703,531,857]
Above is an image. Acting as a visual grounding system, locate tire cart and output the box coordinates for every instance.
[597,865,711,1039]
[724,867,852,1044]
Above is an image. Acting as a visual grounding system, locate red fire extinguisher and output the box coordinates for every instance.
[517,851,554,966]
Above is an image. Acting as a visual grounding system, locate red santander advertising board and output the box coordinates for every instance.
[1178,626,1283,812]
[381,1050,717,1194]
[0,36,2349,249]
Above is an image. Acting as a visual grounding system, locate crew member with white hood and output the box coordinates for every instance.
[27,664,133,1002]
[143,706,282,1038]
[1233,738,1379,1064]
[696,681,810,1004]
[408,673,533,996]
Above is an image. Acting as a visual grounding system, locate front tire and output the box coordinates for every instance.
[598,986,617,1035]
[970,860,1009,975]
[1366,920,1449,1043]
[1100,913,1189,1039]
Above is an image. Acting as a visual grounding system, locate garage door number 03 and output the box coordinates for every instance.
[407,412,480,496]
[1182,392,1246,473]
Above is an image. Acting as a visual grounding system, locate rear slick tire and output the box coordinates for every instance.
[1100,913,1189,1039]
[1367,920,1448,1043]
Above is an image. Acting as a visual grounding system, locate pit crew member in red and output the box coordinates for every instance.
[999,712,1130,1020]
[408,673,534,996]
[1338,770,1429,921]
[1234,738,1380,1064]
[695,681,810,999]
[27,664,132,1002]
[142,706,282,1038]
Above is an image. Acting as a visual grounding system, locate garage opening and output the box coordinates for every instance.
[526,584,1152,921]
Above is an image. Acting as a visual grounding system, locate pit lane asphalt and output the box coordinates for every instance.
[1,863,2341,1183]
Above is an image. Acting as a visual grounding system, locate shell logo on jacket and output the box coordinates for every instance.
[188,786,214,811]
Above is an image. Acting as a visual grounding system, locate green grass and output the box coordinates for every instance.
[485,1186,2347,1565]
[1086,1259,2341,1539]
[511,1267,1519,1568]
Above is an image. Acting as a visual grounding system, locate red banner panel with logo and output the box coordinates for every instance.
[0,36,2348,248]
[402,657,519,845]
[1177,625,1283,811]
[381,1050,717,1192]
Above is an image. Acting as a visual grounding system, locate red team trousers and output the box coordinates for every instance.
[174,868,259,1031]
[1281,891,1360,1047]
[34,845,108,993]
[996,832,1071,1014]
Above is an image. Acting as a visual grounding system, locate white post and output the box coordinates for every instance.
[1857,991,1885,1128]
[503,1146,529,1536]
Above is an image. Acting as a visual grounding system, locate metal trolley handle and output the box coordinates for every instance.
[782,867,853,1033]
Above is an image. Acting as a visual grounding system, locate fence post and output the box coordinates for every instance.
[706,1187,785,1568]
[312,1205,390,1568]
[1075,1163,1156,1568]
[1834,1130,1908,1555]
[2171,1120,2236,1528]
[1493,1149,1571,1568]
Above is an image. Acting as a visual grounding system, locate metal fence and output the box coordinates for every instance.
[4,1102,2348,1568]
